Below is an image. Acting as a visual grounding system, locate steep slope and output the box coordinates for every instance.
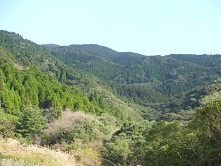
[0,53,112,117]
[0,31,99,88]
[0,31,153,164]
[0,30,146,121]
[159,78,221,117]
[2,30,221,118]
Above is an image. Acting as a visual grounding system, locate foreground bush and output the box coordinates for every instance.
[103,99,221,166]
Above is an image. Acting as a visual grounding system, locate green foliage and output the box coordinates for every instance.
[3,30,221,166]
[45,44,145,66]
[42,111,115,151]
[0,31,122,121]
[103,121,149,165]
[0,57,111,117]
[0,108,17,138]
[46,43,221,115]
[16,106,46,142]
[115,84,167,104]
[4,30,221,121]
[190,100,221,165]
[103,99,221,165]
[169,54,221,68]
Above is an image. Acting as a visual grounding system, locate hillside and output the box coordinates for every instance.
[169,54,221,68]
[0,137,77,166]
[2,30,219,116]
[0,30,149,121]
[45,44,221,113]
[1,30,221,165]
[46,44,145,66]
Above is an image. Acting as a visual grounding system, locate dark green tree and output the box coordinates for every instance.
[16,106,46,143]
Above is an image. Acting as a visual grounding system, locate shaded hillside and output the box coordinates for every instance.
[43,44,145,81]
[160,78,221,114]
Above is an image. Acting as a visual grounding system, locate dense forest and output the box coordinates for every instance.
[44,44,221,113]
[1,30,221,165]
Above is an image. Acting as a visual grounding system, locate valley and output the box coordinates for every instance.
[1,30,221,165]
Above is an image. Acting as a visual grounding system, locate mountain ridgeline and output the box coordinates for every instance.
[0,31,144,121]
[44,44,221,112]
[1,30,221,165]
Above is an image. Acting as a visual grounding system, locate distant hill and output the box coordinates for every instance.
[169,54,221,68]
[42,44,60,50]
[0,30,148,121]
[2,30,221,118]
[45,44,221,113]
[43,44,145,66]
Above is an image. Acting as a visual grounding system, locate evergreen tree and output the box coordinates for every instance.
[16,106,46,142]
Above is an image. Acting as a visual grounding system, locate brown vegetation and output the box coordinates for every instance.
[0,137,76,166]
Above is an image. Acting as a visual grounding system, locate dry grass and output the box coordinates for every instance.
[45,110,97,138]
[48,110,96,128]
[0,138,76,166]
[62,110,96,121]
[14,63,24,71]
[0,159,36,166]
[70,148,101,166]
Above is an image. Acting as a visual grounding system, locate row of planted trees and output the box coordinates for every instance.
[0,57,122,144]
[0,58,118,116]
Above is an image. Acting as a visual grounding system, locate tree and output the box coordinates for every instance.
[190,100,221,165]
[104,133,131,165]
[16,106,46,143]
[0,69,4,91]
[0,107,17,138]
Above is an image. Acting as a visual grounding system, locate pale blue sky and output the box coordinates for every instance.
[1,0,221,55]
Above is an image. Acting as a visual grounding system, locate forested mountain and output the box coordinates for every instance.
[169,54,221,68]
[0,30,147,121]
[45,44,221,113]
[46,44,145,66]
[1,30,221,165]
[3,30,218,119]
[0,31,142,160]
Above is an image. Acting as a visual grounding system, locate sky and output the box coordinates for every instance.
[0,0,221,56]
